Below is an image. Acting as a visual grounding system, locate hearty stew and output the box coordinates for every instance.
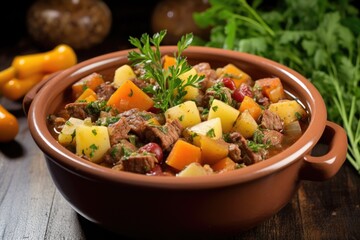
[47,31,309,177]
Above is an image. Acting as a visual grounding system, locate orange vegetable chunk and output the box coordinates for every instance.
[72,72,104,99]
[107,80,154,112]
[255,77,285,103]
[166,139,201,171]
[211,157,236,172]
[239,96,263,121]
[75,88,98,102]
[218,64,252,88]
[163,55,176,70]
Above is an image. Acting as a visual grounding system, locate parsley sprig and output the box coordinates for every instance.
[128,30,204,112]
[194,0,360,174]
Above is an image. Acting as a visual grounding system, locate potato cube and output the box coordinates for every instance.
[187,117,223,142]
[75,125,111,163]
[113,64,136,88]
[58,117,84,146]
[208,99,240,132]
[268,100,306,125]
[195,135,229,165]
[177,162,212,177]
[165,101,201,128]
[179,67,200,100]
[232,110,258,138]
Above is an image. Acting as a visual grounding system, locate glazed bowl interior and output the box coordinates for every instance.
[28,46,326,188]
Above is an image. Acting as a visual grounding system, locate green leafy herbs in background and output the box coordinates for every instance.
[194,0,360,174]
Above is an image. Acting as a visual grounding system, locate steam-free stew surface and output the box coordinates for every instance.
[47,56,309,177]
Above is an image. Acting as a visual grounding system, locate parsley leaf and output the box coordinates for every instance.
[128,30,204,112]
[194,0,360,174]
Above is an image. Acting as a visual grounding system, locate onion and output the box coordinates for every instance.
[284,121,302,138]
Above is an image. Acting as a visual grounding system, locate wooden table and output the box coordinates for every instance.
[1,37,360,240]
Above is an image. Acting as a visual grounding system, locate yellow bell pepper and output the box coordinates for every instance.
[0,44,77,94]
[0,104,19,142]
[1,73,45,101]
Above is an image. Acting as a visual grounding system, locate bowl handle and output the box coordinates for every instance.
[300,121,348,181]
[22,72,59,116]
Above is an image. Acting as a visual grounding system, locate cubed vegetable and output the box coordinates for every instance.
[239,96,262,121]
[177,162,212,177]
[75,125,110,163]
[211,157,236,172]
[72,72,104,99]
[113,64,136,88]
[165,101,201,128]
[186,117,223,143]
[58,117,84,146]
[216,64,252,88]
[75,88,98,102]
[208,99,240,133]
[232,110,258,138]
[107,80,154,112]
[255,77,285,103]
[194,135,229,165]
[166,139,201,171]
[268,100,306,125]
[179,67,200,100]
[162,55,176,70]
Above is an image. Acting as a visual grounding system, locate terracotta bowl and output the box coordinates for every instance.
[24,46,347,238]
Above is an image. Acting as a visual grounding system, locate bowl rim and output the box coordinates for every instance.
[27,46,327,189]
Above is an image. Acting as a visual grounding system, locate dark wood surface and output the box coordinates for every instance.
[1,33,360,240]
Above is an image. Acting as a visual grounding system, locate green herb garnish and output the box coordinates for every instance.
[86,100,108,115]
[206,128,216,138]
[92,129,97,136]
[89,144,99,158]
[194,0,360,174]
[128,30,204,112]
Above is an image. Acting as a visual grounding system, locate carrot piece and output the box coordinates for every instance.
[1,73,44,101]
[166,139,201,171]
[239,96,263,121]
[72,73,104,99]
[163,55,176,70]
[255,77,285,103]
[217,64,252,88]
[211,157,236,172]
[76,88,98,102]
[106,80,154,112]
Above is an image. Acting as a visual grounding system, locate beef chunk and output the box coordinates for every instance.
[65,102,89,120]
[228,143,242,162]
[65,101,110,121]
[203,83,233,107]
[261,110,284,132]
[227,131,267,165]
[193,62,217,91]
[95,82,116,101]
[241,139,267,165]
[253,88,269,107]
[262,129,283,146]
[119,109,153,137]
[143,119,183,151]
[103,139,137,165]
[132,78,150,90]
[108,117,131,145]
[122,153,158,174]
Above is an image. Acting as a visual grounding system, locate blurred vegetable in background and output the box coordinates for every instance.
[0,104,19,142]
[194,0,360,174]
[0,44,77,142]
